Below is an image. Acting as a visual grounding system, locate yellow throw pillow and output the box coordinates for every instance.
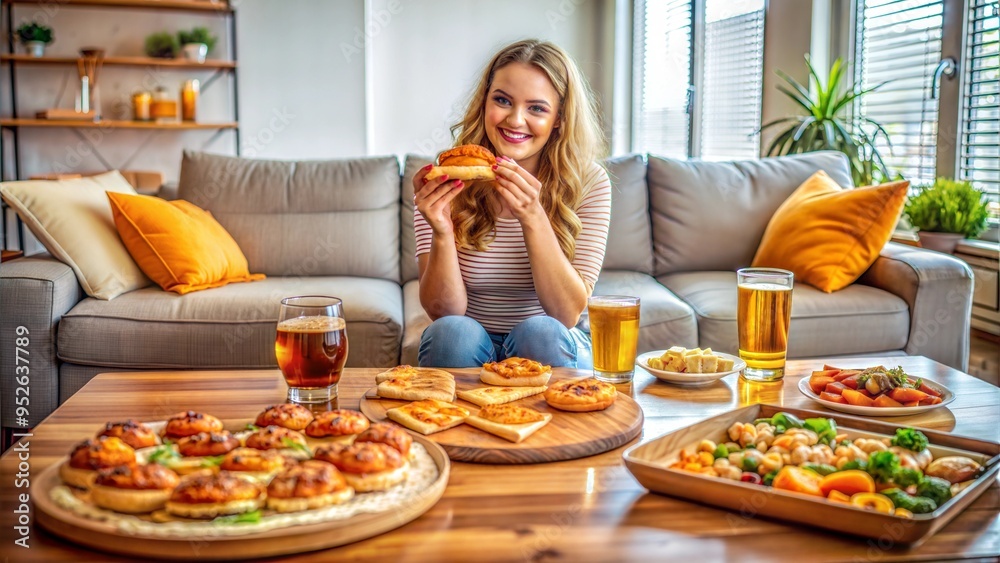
[751,171,909,293]
[107,192,264,295]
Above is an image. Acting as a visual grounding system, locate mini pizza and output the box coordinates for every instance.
[98,420,160,449]
[91,463,180,513]
[481,357,552,387]
[163,411,224,440]
[386,399,470,435]
[166,471,266,518]
[376,370,456,402]
[266,460,354,513]
[60,437,137,489]
[304,409,370,441]
[544,378,618,412]
[313,442,408,492]
[219,447,290,482]
[456,385,548,407]
[354,422,412,458]
[255,403,315,431]
[375,365,453,384]
[244,426,311,459]
[176,431,241,457]
[465,404,553,443]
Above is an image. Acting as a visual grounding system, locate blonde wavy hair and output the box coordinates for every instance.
[450,39,606,260]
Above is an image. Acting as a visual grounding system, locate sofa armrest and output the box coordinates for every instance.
[1,256,83,428]
[858,242,974,371]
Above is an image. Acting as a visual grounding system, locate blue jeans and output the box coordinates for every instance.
[418,315,592,369]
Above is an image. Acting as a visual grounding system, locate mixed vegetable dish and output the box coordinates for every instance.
[669,412,984,517]
[808,365,944,408]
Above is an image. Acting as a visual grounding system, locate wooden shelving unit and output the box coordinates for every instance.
[0,54,236,69]
[0,118,238,130]
[7,0,231,13]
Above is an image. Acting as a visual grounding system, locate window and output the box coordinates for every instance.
[854,0,944,187]
[960,0,999,206]
[632,0,766,160]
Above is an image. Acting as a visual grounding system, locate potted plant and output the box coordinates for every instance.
[17,22,54,57]
[144,32,179,59]
[904,178,989,253]
[758,56,894,187]
[177,27,217,63]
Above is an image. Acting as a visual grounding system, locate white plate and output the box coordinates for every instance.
[636,351,745,386]
[797,376,955,417]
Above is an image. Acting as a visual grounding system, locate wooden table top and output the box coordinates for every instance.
[2,356,998,561]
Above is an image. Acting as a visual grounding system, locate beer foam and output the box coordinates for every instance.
[278,315,347,333]
[738,283,791,292]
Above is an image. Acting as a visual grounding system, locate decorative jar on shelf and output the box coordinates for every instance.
[181,80,199,121]
[150,86,178,121]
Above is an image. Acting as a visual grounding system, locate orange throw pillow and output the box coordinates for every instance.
[751,171,909,293]
[107,192,264,295]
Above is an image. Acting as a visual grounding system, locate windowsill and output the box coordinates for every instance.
[891,229,1000,258]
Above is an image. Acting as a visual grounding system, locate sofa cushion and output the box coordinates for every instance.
[603,154,653,274]
[58,277,403,369]
[401,155,433,283]
[658,271,910,358]
[590,271,698,353]
[178,151,401,281]
[648,151,853,275]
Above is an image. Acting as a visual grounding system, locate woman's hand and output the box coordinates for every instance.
[414,164,464,235]
[493,157,546,223]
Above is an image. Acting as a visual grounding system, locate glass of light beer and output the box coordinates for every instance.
[588,295,640,383]
[737,268,793,382]
[275,296,349,403]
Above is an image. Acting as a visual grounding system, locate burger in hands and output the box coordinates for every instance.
[425,145,497,182]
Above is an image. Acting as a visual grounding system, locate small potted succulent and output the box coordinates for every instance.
[904,178,990,253]
[17,22,54,57]
[177,27,217,63]
[144,32,179,59]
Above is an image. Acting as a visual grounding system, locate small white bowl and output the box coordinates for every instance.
[636,351,745,386]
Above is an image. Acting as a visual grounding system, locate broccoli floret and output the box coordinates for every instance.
[894,467,923,488]
[916,476,953,507]
[891,428,929,452]
[867,451,901,483]
[840,459,867,471]
[882,488,938,514]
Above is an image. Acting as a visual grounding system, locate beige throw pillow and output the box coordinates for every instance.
[0,171,151,299]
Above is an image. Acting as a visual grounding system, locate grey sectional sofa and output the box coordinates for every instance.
[1,150,973,430]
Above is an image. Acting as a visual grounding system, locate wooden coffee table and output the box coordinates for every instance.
[2,356,997,561]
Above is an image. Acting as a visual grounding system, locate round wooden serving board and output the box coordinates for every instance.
[360,371,644,464]
[32,435,450,561]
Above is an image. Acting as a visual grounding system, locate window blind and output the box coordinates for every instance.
[699,0,765,161]
[632,0,693,158]
[855,0,943,186]
[960,0,999,206]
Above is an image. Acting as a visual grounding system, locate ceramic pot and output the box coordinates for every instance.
[25,41,46,57]
[181,43,208,63]
[917,231,964,254]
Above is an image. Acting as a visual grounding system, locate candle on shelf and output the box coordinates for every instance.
[132,91,151,121]
[181,79,199,122]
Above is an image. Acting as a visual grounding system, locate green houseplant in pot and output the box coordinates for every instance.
[905,178,989,253]
[758,56,893,187]
[177,27,217,63]
[17,22,54,57]
[145,32,179,59]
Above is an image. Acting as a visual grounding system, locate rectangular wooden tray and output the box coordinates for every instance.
[622,404,1000,545]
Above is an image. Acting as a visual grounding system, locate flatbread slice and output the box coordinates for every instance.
[385,400,470,435]
[377,374,456,402]
[465,404,553,443]
[456,385,547,407]
[375,365,453,383]
[480,357,552,387]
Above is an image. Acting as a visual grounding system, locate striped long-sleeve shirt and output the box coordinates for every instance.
[414,162,612,333]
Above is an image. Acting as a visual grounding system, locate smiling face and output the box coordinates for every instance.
[484,62,561,175]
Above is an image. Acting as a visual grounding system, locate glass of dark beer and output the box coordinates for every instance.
[275,296,349,403]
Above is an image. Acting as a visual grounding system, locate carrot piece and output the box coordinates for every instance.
[828,490,852,504]
[888,387,929,403]
[919,395,942,405]
[824,381,848,395]
[918,382,941,397]
[809,375,836,395]
[833,369,862,381]
[904,401,920,407]
[820,470,876,496]
[840,375,860,389]
[873,394,904,408]
[842,388,875,407]
[822,364,841,371]
[820,391,848,404]
[773,466,824,496]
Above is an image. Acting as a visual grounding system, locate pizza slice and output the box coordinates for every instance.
[376,373,456,402]
[386,400,470,435]
[456,385,547,407]
[465,404,553,443]
[480,357,552,387]
[375,365,452,383]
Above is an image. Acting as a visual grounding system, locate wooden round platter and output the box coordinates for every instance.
[360,371,644,464]
[32,434,450,561]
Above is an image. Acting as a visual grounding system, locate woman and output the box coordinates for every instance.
[413,39,611,368]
